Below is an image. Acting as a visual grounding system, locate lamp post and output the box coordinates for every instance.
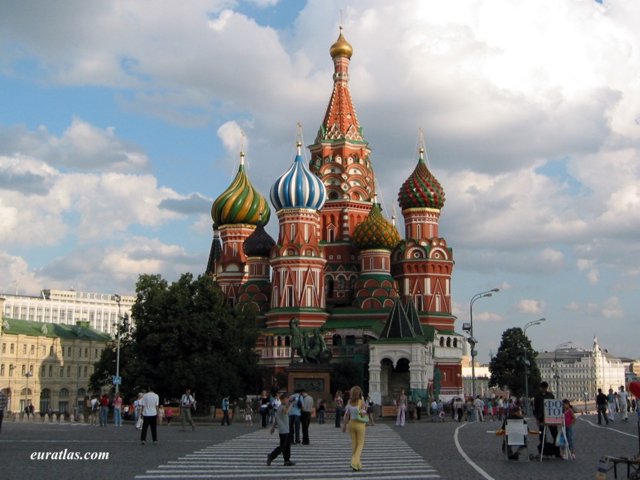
[469,288,499,399]
[113,294,122,395]
[523,318,546,416]
[24,371,33,416]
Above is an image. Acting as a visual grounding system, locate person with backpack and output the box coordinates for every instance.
[288,391,302,444]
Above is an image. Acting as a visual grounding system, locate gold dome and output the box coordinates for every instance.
[330,27,353,59]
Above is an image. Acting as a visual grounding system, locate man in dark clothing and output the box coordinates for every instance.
[596,388,609,425]
[532,381,560,458]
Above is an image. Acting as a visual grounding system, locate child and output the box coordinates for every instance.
[563,399,576,459]
[317,400,326,424]
[267,393,295,467]
[165,405,174,425]
[244,405,253,425]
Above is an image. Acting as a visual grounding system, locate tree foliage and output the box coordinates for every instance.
[91,273,261,407]
[488,327,541,398]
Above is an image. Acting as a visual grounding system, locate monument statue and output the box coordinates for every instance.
[289,318,332,364]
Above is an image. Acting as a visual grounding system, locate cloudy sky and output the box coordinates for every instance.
[1,0,638,362]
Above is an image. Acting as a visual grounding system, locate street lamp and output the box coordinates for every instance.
[469,288,499,398]
[113,294,122,395]
[24,371,33,416]
[523,317,546,416]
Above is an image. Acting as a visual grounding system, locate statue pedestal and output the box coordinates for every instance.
[287,364,331,400]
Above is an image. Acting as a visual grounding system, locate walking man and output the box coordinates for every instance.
[266,393,296,467]
[619,386,629,421]
[607,388,617,422]
[140,387,159,445]
[300,389,313,445]
[180,388,196,431]
[596,388,609,425]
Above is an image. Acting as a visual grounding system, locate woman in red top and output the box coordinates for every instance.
[563,399,576,459]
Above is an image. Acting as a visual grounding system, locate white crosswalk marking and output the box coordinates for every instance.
[135,423,440,479]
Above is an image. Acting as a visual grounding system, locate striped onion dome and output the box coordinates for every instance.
[353,202,401,251]
[270,142,326,211]
[211,152,271,226]
[243,223,275,257]
[398,148,445,210]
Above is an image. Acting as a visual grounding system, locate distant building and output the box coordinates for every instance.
[1,297,111,414]
[537,337,626,402]
[0,289,134,335]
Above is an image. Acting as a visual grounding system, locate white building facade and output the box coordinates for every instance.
[537,337,626,403]
[1,289,134,335]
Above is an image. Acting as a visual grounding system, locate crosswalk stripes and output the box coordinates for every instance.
[135,423,440,479]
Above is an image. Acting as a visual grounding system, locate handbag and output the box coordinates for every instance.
[555,432,566,447]
[135,416,143,429]
[354,401,369,423]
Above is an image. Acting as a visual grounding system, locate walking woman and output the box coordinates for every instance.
[396,388,408,426]
[342,386,368,472]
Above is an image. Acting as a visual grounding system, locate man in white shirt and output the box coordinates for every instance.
[180,388,196,431]
[619,386,629,421]
[140,387,160,445]
[300,390,314,445]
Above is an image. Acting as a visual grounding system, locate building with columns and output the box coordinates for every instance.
[1,297,111,414]
[207,29,463,403]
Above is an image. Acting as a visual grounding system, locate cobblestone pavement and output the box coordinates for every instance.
[0,413,638,479]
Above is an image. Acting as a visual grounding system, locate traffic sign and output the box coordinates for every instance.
[112,375,122,385]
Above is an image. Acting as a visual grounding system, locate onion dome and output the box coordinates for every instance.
[353,202,401,250]
[398,147,445,210]
[270,142,327,211]
[330,26,353,59]
[243,223,275,257]
[211,152,271,226]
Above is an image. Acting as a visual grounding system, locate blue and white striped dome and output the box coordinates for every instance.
[270,142,327,211]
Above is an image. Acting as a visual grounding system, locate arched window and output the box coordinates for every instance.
[40,388,51,413]
[446,337,451,347]
[332,334,342,347]
[326,276,334,297]
[439,337,444,347]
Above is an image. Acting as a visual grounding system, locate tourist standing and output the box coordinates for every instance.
[300,389,313,445]
[563,399,576,459]
[342,386,368,472]
[266,393,295,467]
[317,399,326,424]
[99,393,110,426]
[259,390,270,428]
[221,396,231,426]
[0,389,7,433]
[619,386,629,421]
[474,396,485,422]
[180,388,196,431]
[140,387,159,445]
[607,388,617,422]
[334,390,344,428]
[113,392,123,427]
[396,389,407,426]
[596,388,609,425]
[288,392,302,444]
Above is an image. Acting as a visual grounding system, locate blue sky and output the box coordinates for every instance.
[1,0,639,363]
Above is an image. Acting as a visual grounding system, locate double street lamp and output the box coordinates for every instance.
[466,288,499,398]
[113,294,122,395]
[523,318,546,416]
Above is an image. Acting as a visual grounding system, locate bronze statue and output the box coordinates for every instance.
[289,318,332,364]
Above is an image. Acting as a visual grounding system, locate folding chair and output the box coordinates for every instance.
[504,418,529,461]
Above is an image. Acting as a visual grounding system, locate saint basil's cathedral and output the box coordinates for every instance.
[206,29,464,404]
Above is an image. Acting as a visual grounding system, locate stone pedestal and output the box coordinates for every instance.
[286,364,331,401]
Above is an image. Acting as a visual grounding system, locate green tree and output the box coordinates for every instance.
[91,273,262,408]
[488,327,541,398]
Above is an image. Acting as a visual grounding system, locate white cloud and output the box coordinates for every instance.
[517,299,545,315]
[601,296,624,319]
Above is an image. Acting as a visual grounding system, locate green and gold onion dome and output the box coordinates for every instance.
[398,148,445,210]
[353,202,401,251]
[330,26,353,59]
[211,152,271,227]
